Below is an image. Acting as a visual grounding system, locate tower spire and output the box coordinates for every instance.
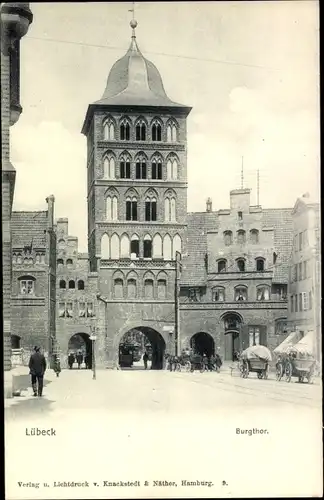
[128,1,137,38]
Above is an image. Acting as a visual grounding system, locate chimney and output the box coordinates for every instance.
[206,197,212,213]
[46,195,55,230]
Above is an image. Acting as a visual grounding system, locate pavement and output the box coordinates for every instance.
[5,366,322,500]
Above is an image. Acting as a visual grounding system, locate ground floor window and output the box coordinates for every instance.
[249,327,260,346]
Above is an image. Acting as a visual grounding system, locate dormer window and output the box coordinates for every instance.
[217,259,227,273]
[256,258,265,271]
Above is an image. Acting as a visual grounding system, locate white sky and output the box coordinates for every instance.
[11,1,320,252]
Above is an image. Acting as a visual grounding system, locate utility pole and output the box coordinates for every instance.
[174,251,182,357]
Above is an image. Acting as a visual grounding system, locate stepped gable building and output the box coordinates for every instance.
[55,218,97,368]
[81,20,191,369]
[10,196,56,363]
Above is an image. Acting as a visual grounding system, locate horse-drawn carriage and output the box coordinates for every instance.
[240,345,272,379]
[167,352,222,373]
[275,331,316,383]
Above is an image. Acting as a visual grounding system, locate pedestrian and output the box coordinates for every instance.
[143,351,149,370]
[53,354,61,377]
[68,352,75,369]
[28,346,46,397]
[76,351,83,369]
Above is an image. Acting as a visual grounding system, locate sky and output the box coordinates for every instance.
[11,1,320,252]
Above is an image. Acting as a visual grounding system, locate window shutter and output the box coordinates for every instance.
[302,291,308,311]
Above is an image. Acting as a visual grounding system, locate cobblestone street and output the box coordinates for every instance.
[5,367,322,499]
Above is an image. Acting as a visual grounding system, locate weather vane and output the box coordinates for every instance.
[128,1,137,34]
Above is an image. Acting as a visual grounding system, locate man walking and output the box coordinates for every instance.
[143,351,149,370]
[28,346,46,397]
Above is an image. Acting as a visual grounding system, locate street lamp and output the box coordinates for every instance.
[89,326,96,380]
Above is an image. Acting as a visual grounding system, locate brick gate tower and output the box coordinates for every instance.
[82,19,191,368]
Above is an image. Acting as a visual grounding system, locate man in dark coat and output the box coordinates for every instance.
[29,346,46,397]
[76,351,83,369]
[68,352,75,369]
[143,351,149,370]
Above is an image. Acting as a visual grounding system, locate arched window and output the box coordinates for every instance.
[135,119,146,141]
[237,230,246,244]
[57,258,64,268]
[101,234,110,259]
[151,119,162,141]
[103,119,115,140]
[78,280,85,290]
[145,196,157,221]
[144,278,154,299]
[66,259,73,268]
[68,280,75,289]
[111,234,120,259]
[12,253,17,264]
[256,258,265,271]
[212,287,225,301]
[58,239,65,250]
[224,231,233,246]
[119,152,131,179]
[120,118,130,141]
[114,278,124,299]
[16,253,22,264]
[250,229,259,244]
[126,196,137,221]
[164,194,176,221]
[120,234,130,258]
[19,275,35,295]
[153,233,163,259]
[167,121,178,142]
[163,234,172,260]
[127,278,137,299]
[130,234,139,259]
[151,154,162,180]
[173,234,182,259]
[217,259,227,273]
[106,195,118,221]
[103,155,115,179]
[157,277,167,299]
[167,155,178,180]
[59,279,66,289]
[11,334,21,349]
[143,234,152,258]
[135,153,147,179]
[235,286,248,301]
[257,285,270,301]
[237,258,245,272]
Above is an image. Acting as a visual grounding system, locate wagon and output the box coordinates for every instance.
[275,330,316,383]
[240,345,272,379]
[189,354,206,373]
[175,354,191,372]
[276,352,315,383]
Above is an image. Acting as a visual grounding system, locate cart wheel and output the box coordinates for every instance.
[185,361,191,372]
[243,363,249,378]
[200,364,205,373]
[276,363,283,381]
[285,361,292,382]
[306,371,314,384]
[176,363,181,372]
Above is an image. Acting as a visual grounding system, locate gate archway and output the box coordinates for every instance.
[190,332,215,357]
[119,326,166,370]
[68,333,92,368]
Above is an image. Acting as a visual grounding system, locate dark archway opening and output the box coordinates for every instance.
[119,327,166,370]
[68,333,92,369]
[222,313,242,361]
[190,332,215,357]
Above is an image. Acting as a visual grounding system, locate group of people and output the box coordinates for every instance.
[68,351,91,369]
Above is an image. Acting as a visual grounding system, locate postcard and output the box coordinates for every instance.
[3,1,322,498]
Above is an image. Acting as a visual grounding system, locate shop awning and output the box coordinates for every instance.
[273,330,301,354]
[290,330,315,356]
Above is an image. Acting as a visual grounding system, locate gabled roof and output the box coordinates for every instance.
[11,211,48,249]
